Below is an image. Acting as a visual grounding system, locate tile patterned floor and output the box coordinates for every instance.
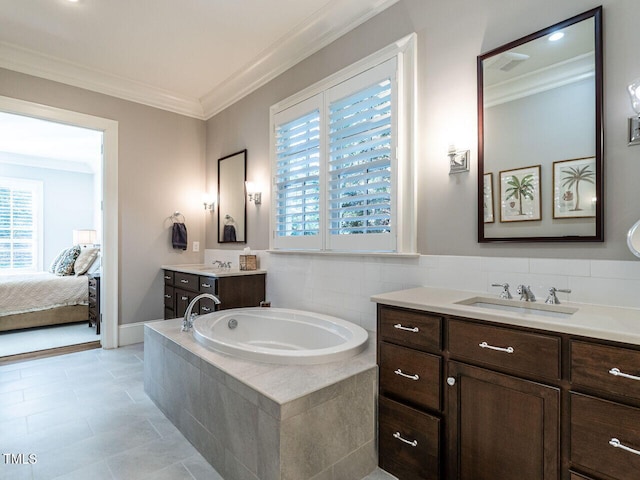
[0,344,396,480]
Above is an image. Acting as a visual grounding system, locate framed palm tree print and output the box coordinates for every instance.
[553,156,596,218]
[499,165,541,222]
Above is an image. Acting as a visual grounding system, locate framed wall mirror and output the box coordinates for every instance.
[478,7,603,242]
[218,149,247,243]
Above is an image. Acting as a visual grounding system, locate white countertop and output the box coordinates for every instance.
[162,263,266,277]
[371,287,640,346]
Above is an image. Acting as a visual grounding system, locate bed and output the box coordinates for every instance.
[0,246,100,332]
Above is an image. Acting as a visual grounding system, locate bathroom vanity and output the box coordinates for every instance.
[372,287,640,480]
[162,264,266,319]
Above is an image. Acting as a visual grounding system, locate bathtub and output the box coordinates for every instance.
[192,307,368,364]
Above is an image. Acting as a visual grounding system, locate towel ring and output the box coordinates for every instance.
[170,211,185,223]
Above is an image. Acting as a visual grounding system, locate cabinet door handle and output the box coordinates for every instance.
[609,368,640,382]
[393,432,418,447]
[202,306,211,312]
[201,283,211,288]
[479,341,514,354]
[393,323,419,333]
[180,279,189,284]
[609,438,640,456]
[164,294,171,299]
[394,369,419,381]
[181,296,189,301]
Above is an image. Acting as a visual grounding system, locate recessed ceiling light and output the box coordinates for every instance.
[548,32,565,42]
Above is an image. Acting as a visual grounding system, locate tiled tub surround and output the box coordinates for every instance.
[144,320,377,480]
[205,249,640,332]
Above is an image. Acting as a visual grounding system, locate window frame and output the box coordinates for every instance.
[269,34,417,254]
[0,176,44,272]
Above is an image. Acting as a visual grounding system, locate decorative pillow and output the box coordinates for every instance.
[74,247,99,276]
[48,248,68,273]
[55,245,81,276]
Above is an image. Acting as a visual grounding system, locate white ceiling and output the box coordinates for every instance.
[0,0,398,119]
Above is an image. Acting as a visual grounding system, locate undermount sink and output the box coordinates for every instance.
[455,296,578,319]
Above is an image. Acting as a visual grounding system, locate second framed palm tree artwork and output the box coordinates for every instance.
[553,157,596,218]
[499,165,541,222]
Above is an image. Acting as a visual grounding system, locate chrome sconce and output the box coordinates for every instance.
[628,78,640,146]
[245,182,262,205]
[448,144,470,174]
[202,193,216,211]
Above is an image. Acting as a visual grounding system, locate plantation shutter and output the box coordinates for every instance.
[0,178,42,271]
[272,94,323,250]
[326,58,396,251]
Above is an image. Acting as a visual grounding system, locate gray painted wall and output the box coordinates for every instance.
[0,69,207,325]
[206,0,640,260]
[0,161,95,268]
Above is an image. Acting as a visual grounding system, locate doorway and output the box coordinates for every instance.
[0,95,118,357]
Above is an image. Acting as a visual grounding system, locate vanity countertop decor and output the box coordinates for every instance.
[371,286,640,345]
[161,263,266,277]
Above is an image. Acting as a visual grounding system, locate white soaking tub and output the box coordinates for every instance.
[192,307,368,364]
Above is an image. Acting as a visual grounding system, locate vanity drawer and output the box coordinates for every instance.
[174,272,198,290]
[380,342,441,412]
[163,286,174,309]
[572,340,640,403]
[379,395,440,480]
[163,270,174,285]
[448,319,561,380]
[199,297,216,315]
[198,276,216,294]
[379,306,442,353]
[571,393,640,480]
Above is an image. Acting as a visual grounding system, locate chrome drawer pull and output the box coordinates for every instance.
[394,323,419,333]
[181,296,188,301]
[479,341,514,354]
[394,369,419,381]
[393,432,418,447]
[202,306,211,312]
[180,279,189,284]
[609,438,640,456]
[164,275,171,280]
[201,283,211,288]
[164,294,171,299]
[609,368,640,382]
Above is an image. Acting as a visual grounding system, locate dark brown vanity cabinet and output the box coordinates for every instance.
[377,303,640,480]
[163,269,265,319]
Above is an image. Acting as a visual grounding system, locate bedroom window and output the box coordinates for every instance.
[0,177,43,272]
[269,35,416,253]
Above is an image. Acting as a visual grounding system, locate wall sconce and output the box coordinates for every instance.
[245,182,262,205]
[448,145,470,174]
[202,193,216,211]
[628,78,640,146]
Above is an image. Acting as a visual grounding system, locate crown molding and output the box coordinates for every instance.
[0,42,206,119]
[0,0,398,120]
[200,0,399,119]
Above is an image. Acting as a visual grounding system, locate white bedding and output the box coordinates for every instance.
[0,272,88,316]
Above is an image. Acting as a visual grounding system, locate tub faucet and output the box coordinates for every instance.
[182,293,221,332]
[516,284,536,302]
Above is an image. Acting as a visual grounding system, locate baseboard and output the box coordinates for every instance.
[118,319,164,346]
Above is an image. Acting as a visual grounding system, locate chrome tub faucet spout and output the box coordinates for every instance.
[182,293,221,332]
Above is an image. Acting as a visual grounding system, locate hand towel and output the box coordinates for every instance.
[172,222,188,250]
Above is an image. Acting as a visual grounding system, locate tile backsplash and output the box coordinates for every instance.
[205,250,640,332]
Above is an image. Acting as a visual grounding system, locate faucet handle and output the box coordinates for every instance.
[491,283,512,299]
[545,287,571,304]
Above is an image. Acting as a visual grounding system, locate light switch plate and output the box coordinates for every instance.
[629,117,640,146]
[193,241,200,252]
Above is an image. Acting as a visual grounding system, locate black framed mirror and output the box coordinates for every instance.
[217,149,247,243]
[478,7,603,242]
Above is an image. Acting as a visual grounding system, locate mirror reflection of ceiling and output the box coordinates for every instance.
[484,19,594,107]
[0,112,103,173]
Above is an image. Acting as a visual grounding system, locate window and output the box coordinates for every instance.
[270,35,415,253]
[0,177,43,272]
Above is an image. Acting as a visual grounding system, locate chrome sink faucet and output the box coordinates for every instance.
[182,293,221,332]
[516,284,536,302]
[491,283,512,299]
[545,287,571,304]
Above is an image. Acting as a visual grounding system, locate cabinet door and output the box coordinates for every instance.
[446,361,560,480]
[217,274,265,309]
[175,288,195,318]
